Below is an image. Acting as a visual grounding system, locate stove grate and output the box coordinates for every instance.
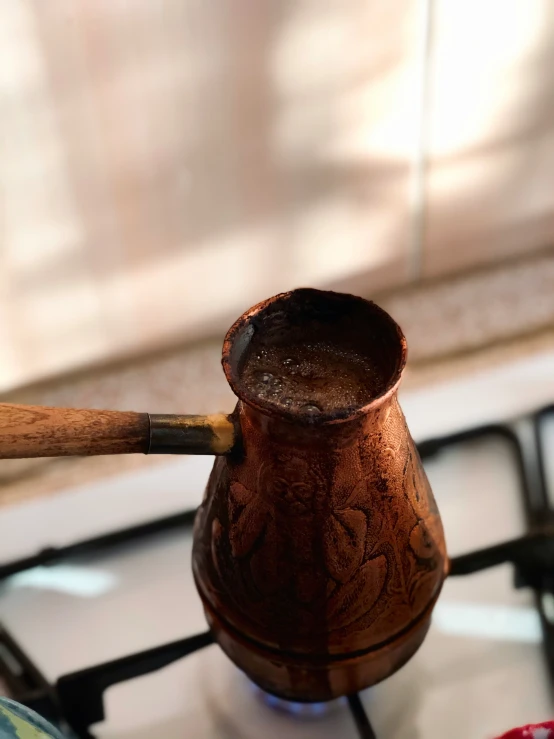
[348,693,377,739]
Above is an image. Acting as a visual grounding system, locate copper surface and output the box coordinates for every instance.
[192,289,447,701]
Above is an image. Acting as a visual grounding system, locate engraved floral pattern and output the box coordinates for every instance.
[196,396,446,655]
[224,457,319,598]
[209,453,390,624]
[323,507,367,583]
[326,554,388,629]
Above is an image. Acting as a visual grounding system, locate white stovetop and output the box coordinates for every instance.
[1,349,554,738]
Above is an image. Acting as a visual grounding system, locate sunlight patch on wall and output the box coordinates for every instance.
[430,0,545,156]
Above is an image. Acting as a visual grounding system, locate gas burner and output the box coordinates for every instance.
[1,405,554,737]
[249,682,339,718]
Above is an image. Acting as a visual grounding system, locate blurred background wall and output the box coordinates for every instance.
[2,0,554,393]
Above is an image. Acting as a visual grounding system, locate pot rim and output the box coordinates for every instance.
[222,288,407,426]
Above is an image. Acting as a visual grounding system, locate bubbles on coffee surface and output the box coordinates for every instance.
[301,403,321,415]
[241,341,383,415]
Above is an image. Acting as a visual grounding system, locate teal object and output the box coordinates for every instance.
[0,698,64,738]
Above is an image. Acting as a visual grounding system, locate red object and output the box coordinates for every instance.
[495,722,554,738]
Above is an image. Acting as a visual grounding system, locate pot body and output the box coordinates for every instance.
[192,392,447,701]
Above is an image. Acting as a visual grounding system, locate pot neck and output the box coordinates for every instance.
[238,393,398,450]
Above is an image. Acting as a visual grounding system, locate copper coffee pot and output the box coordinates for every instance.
[0,289,447,702]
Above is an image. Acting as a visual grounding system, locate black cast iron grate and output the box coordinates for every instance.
[1,405,554,737]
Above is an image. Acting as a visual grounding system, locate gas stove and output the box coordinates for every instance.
[1,355,554,738]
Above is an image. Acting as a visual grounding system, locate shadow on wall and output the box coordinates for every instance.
[0,1,417,392]
[1,0,554,391]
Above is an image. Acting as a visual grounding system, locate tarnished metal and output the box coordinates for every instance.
[193,289,447,702]
[148,413,236,455]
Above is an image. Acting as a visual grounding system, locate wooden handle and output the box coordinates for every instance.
[0,403,150,459]
[0,404,238,459]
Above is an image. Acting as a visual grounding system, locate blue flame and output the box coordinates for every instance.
[248,681,337,719]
